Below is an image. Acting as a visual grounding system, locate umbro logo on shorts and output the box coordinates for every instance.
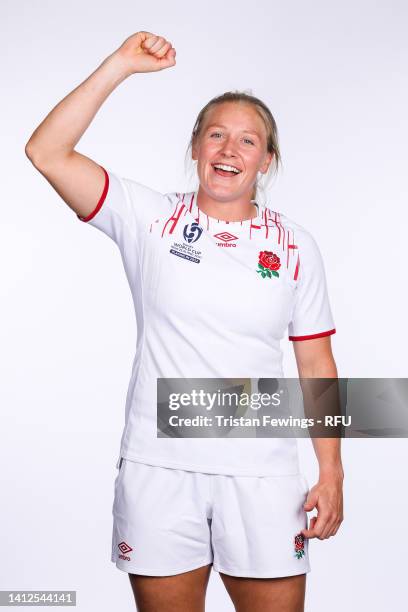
[118,541,133,561]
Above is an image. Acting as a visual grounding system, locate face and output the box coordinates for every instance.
[192,102,273,202]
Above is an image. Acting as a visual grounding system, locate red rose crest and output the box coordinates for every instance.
[257,250,281,279]
[294,533,305,559]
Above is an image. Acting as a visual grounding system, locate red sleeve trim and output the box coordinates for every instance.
[77,166,109,222]
[289,328,336,341]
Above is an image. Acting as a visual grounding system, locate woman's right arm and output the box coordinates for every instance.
[24,32,176,220]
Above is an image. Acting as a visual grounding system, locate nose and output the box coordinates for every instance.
[218,136,238,159]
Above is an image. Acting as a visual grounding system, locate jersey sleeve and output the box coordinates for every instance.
[76,165,168,246]
[287,228,336,341]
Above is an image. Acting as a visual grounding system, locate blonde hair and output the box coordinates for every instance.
[185,89,282,203]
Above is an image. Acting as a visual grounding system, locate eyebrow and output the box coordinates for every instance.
[205,123,262,138]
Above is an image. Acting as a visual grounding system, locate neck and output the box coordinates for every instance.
[196,187,258,222]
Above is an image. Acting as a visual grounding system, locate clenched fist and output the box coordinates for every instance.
[115,31,176,74]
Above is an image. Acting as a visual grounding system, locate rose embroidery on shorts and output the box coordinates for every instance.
[294,533,305,559]
[257,250,281,278]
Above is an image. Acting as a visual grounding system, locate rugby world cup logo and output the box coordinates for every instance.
[183,222,203,244]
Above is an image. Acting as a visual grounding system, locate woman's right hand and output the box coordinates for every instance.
[114,31,176,75]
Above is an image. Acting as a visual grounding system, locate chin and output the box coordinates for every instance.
[202,178,236,194]
[206,186,238,201]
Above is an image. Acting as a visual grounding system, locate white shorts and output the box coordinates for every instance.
[111,458,311,578]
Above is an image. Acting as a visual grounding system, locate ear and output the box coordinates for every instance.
[260,151,274,174]
[192,142,198,161]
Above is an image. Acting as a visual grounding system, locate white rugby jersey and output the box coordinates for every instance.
[77,166,336,476]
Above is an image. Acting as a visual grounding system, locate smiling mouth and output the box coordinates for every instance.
[211,163,243,178]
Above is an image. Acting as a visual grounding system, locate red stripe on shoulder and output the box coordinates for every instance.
[77,166,109,222]
[289,328,336,341]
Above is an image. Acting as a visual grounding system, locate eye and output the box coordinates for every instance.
[243,137,255,145]
[210,132,222,138]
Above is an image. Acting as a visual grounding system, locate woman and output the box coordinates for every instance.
[25,31,343,612]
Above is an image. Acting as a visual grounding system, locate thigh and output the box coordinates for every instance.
[129,563,212,612]
[219,572,306,612]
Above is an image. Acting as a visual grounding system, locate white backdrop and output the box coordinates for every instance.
[1,0,407,610]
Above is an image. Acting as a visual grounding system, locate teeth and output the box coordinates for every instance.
[213,163,241,174]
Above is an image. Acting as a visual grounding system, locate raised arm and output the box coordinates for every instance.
[24,32,176,219]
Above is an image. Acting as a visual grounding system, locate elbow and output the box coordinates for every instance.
[24,140,34,160]
[25,140,71,170]
[25,140,42,167]
[25,141,56,171]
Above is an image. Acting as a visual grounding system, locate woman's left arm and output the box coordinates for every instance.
[293,336,344,540]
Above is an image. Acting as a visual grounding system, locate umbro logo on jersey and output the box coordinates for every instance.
[118,541,133,561]
[183,222,203,244]
[214,231,239,248]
